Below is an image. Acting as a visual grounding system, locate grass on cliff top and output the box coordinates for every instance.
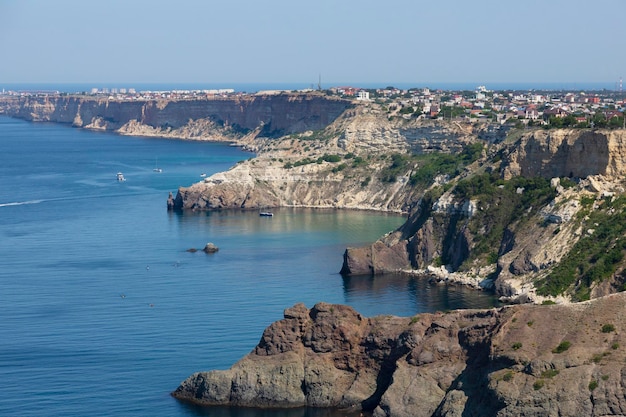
[450,172,556,269]
[537,195,626,300]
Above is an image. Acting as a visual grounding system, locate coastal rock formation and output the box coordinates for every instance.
[342,128,626,302]
[173,293,626,416]
[6,93,626,302]
[502,129,626,179]
[202,243,219,253]
[0,93,353,144]
[169,106,506,212]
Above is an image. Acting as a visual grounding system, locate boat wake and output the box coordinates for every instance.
[0,190,160,209]
[0,199,45,207]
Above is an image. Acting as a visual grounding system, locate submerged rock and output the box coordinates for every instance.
[202,243,219,253]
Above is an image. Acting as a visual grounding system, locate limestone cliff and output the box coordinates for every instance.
[0,93,354,145]
[342,128,626,303]
[169,105,507,212]
[173,294,626,416]
[502,129,626,179]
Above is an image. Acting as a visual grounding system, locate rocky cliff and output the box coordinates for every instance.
[0,93,353,143]
[169,105,508,212]
[342,128,626,303]
[173,293,626,416]
[502,129,626,180]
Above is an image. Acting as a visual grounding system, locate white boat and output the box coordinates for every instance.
[153,158,162,173]
[116,172,126,182]
[200,173,207,178]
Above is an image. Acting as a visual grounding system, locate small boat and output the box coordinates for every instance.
[116,172,126,182]
[259,212,274,217]
[200,173,207,178]
[153,158,162,173]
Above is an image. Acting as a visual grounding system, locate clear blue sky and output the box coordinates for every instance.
[1,0,625,87]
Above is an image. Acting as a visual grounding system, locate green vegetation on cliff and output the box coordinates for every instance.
[379,142,484,185]
[450,172,556,268]
[537,195,626,300]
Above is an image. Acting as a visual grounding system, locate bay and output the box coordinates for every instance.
[0,116,498,417]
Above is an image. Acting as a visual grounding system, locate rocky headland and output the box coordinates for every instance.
[173,294,626,416]
[340,128,626,304]
[168,105,506,212]
[0,92,353,148]
[6,91,626,416]
[164,101,626,305]
[5,93,626,303]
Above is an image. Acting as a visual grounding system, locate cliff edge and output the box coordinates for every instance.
[0,93,354,148]
[173,294,626,416]
[341,129,626,303]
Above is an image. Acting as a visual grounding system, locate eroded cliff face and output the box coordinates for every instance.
[170,106,508,212]
[173,293,626,416]
[342,129,626,303]
[502,129,626,179]
[1,93,354,142]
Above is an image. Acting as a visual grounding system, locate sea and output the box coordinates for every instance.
[0,116,500,417]
[1,80,618,95]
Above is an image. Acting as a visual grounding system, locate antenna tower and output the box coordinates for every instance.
[318,74,321,91]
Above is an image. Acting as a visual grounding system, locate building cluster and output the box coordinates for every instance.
[2,84,624,127]
[0,87,238,101]
[88,87,238,100]
[330,85,626,127]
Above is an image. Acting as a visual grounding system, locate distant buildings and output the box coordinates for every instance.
[2,83,623,128]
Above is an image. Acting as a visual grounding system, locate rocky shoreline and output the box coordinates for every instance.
[173,293,626,416]
[5,94,626,304]
[6,92,626,416]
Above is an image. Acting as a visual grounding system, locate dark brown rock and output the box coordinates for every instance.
[172,293,626,416]
[341,241,410,276]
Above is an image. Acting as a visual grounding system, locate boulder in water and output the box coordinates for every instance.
[203,243,219,253]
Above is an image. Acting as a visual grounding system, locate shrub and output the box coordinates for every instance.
[331,163,347,173]
[320,154,342,163]
[552,341,571,354]
[533,380,544,390]
[502,371,514,382]
[541,369,559,378]
[560,177,577,189]
[512,342,522,350]
[601,324,616,333]
[592,353,604,364]
[589,379,598,391]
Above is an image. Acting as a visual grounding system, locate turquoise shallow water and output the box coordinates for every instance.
[0,116,498,417]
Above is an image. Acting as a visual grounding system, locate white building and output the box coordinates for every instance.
[357,91,370,101]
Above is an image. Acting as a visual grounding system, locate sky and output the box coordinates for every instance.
[0,0,625,88]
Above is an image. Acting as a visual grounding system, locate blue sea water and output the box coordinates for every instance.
[0,117,499,417]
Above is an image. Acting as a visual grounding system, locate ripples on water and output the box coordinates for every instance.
[0,117,498,417]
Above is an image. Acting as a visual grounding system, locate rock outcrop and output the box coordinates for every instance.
[168,106,507,212]
[0,93,354,144]
[173,293,626,416]
[502,129,626,179]
[342,129,626,302]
